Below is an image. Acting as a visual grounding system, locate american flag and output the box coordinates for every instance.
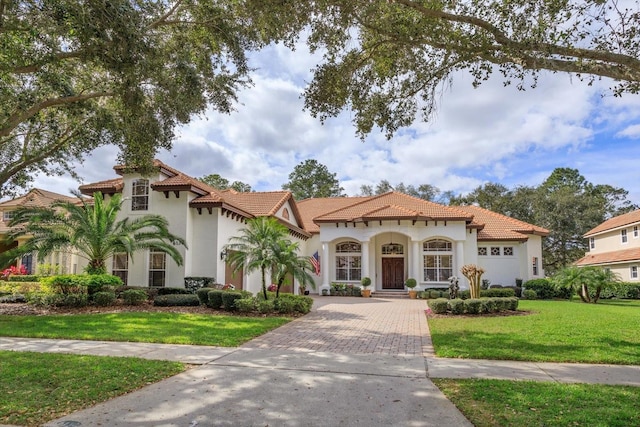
[309,251,320,276]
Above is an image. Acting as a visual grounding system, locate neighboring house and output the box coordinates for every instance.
[80,160,549,294]
[0,188,85,274]
[575,209,640,281]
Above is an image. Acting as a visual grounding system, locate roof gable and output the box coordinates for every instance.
[584,209,640,237]
[0,188,77,209]
[313,192,474,223]
[455,205,549,241]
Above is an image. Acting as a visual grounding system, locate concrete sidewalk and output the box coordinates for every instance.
[2,337,639,387]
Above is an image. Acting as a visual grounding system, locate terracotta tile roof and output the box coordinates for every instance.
[575,247,640,266]
[0,188,77,209]
[78,178,124,195]
[297,197,370,233]
[584,209,640,237]
[455,205,549,241]
[0,188,79,233]
[219,190,291,217]
[313,192,474,224]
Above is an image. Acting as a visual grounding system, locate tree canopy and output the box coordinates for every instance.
[360,180,453,202]
[0,0,303,196]
[298,0,640,138]
[199,174,252,192]
[282,159,345,200]
[451,168,638,274]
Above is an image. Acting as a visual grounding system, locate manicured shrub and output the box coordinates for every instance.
[196,287,215,305]
[115,286,157,300]
[506,297,519,310]
[235,298,256,313]
[221,291,244,311]
[257,299,275,314]
[93,291,116,307]
[7,275,41,282]
[154,294,200,307]
[522,289,537,300]
[52,293,89,308]
[86,274,123,296]
[156,287,192,296]
[449,299,465,314]
[600,282,640,299]
[481,298,497,313]
[504,286,523,298]
[207,290,224,309]
[293,296,314,314]
[41,275,88,295]
[122,289,148,306]
[274,297,296,314]
[0,294,26,303]
[184,276,216,293]
[482,288,516,298]
[428,298,449,314]
[464,299,482,314]
[493,297,509,312]
[523,278,556,299]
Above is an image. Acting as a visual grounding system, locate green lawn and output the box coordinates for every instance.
[434,378,640,427]
[428,299,640,364]
[0,312,291,346]
[0,350,184,426]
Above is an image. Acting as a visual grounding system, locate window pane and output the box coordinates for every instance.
[113,253,128,270]
[150,253,166,269]
[503,247,513,256]
[336,241,361,253]
[441,256,452,268]
[149,271,165,287]
[423,239,452,252]
[478,247,487,256]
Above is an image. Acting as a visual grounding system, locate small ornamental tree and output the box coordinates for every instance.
[552,266,621,304]
[461,264,485,299]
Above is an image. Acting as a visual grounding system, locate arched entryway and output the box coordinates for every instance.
[381,242,405,289]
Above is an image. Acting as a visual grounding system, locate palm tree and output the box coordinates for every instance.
[552,266,621,303]
[224,217,289,300]
[272,239,315,298]
[3,191,186,274]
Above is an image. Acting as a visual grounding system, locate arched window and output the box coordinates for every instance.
[335,241,361,281]
[382,243,404,255]
[282,208,290,220]
[132,179,149,211]
[423,239,453,282]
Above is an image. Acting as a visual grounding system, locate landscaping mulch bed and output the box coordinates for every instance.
[0,301,304,317]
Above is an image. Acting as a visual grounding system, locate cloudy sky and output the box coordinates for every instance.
[33,40,640,204]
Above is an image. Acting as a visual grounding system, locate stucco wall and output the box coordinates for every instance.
[588,227,640,254]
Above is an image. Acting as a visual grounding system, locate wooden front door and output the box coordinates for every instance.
[224,251,243,290]
[382,258,404,289]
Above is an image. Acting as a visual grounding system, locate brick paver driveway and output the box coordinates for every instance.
[242,296,433,356]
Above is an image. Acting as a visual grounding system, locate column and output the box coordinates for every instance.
[456,240,465,277]
[320,242,330,294]
[361,240,370,282]
[412,240,421,284]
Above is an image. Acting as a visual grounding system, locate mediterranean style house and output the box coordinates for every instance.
[0,188,86,275]
[2,160,549,294]
[575,209,640,281]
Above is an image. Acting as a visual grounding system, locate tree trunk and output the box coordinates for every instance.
[580,284,591,303]
[261,267,268,300]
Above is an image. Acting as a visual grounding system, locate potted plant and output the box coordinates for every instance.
[405,278,418,299]
[361,277,372,297]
